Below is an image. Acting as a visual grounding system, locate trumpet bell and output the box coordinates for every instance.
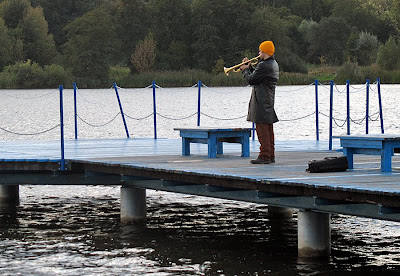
[223,67,230,76]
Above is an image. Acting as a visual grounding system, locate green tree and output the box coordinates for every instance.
[115,0,150,67]
[307,16,351,64]
[191,0,228,70]
[248,6,306,73]
[221,0,253,66]
[31,0,106,49]
[332,0,395,43]
[290,0,334,21]
[131,34,156,73]
[354,31,378,66]
[8,28,24,64]
[0,18,12,70]
[298,19,317,57]
[19,6,57,65]
[377,36,400,70]
[190,0,255,71]
[0,0,30,29]
[62,6,117,82]
[389,1,400,33]
[150,0,192,70]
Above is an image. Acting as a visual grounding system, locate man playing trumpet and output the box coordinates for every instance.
[240,41,279,164]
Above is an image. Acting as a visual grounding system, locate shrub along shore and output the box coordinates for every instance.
[0,62,399,89]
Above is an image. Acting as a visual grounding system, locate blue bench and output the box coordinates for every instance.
[174,127,252,158]
[334,135,400,172]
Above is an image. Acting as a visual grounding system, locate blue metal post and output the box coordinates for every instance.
[377,78,384,134]
[346,80,350,135]
[314,79,319,141]
[152,81,157,139]
[113,83,130,138]
[252,122,255,141]
[59,85,66,171]
[329,80,334,150]
[73,82,78,139]
[366,79,370,134]
[197,80,201,126]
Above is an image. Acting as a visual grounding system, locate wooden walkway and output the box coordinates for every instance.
[1,138,400,221]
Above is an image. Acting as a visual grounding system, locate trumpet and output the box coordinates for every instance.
[223,55,261,76]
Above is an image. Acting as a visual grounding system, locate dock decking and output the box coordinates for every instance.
[1,138,400,222]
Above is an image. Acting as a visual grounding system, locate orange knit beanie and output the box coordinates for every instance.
[259,41,275,56]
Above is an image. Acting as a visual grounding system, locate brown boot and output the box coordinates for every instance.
[250,157,271,164]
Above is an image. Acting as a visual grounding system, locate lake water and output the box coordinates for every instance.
[1,83,400,275]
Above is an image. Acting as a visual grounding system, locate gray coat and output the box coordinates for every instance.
[242,56,279,124]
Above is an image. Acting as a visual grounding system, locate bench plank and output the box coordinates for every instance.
[334,135,400,172]
[175,127,252,158]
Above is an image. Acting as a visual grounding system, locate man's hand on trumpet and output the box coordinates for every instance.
[240,57,250,71]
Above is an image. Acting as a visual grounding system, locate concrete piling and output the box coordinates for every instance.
[0,185,19,204]
[120,186,147,224]
[298,211,331,258]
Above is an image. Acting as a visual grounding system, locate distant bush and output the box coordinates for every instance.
[44,64,70,87]
[279,72,314,85]
[335,62,400,84]
[377,36,400,70]
[1,60,45,88]
[278,50,308,74]
[335,61,364,84]
[116,69,243,88]
[0,60,70,88]
[113,68,317,88]
[109,66,130,82]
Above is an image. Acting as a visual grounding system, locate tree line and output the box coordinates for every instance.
[0,0,400,88]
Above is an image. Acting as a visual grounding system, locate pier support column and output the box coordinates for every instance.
[268,206,293,219]
[0,185,19,204]
[120,186,146,224]
[298,211,331,258]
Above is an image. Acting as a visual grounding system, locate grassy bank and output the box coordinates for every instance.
[0,63,398,89]
[114,68,316,88]
[113,63,399,88]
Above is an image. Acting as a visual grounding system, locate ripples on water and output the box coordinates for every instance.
[1,86,400,275]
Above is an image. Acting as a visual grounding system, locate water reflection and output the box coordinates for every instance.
[0,203,19,227]
[1,188,400,274]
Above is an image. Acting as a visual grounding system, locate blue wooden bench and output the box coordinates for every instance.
[174,127,252,158]
[334,135,400,172]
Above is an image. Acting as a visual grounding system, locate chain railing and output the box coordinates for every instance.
[70,78,384,148]
[0,78,384,166]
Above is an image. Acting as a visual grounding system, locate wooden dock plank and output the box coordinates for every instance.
[1,138,400,209]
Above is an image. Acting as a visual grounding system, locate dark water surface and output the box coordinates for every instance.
[1,86,400,275]
[1,186,400,275]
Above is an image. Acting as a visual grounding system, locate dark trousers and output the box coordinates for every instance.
[255,123,274,159]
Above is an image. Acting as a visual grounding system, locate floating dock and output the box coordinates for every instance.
[0,138,399,257]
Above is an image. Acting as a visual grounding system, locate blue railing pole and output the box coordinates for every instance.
[346,79,350,135]
[73,82,78,139]
[314,79,319,141]
[252,122,255,141]
[152,81,157,139]
[59,85,65,171]
[197,80,201,126]
[366,79,370,134]
[329,80,334,150]
[113,82,130,138]
[377,78,384,134]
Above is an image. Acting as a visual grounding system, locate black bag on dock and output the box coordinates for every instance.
[306,156,348,173]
